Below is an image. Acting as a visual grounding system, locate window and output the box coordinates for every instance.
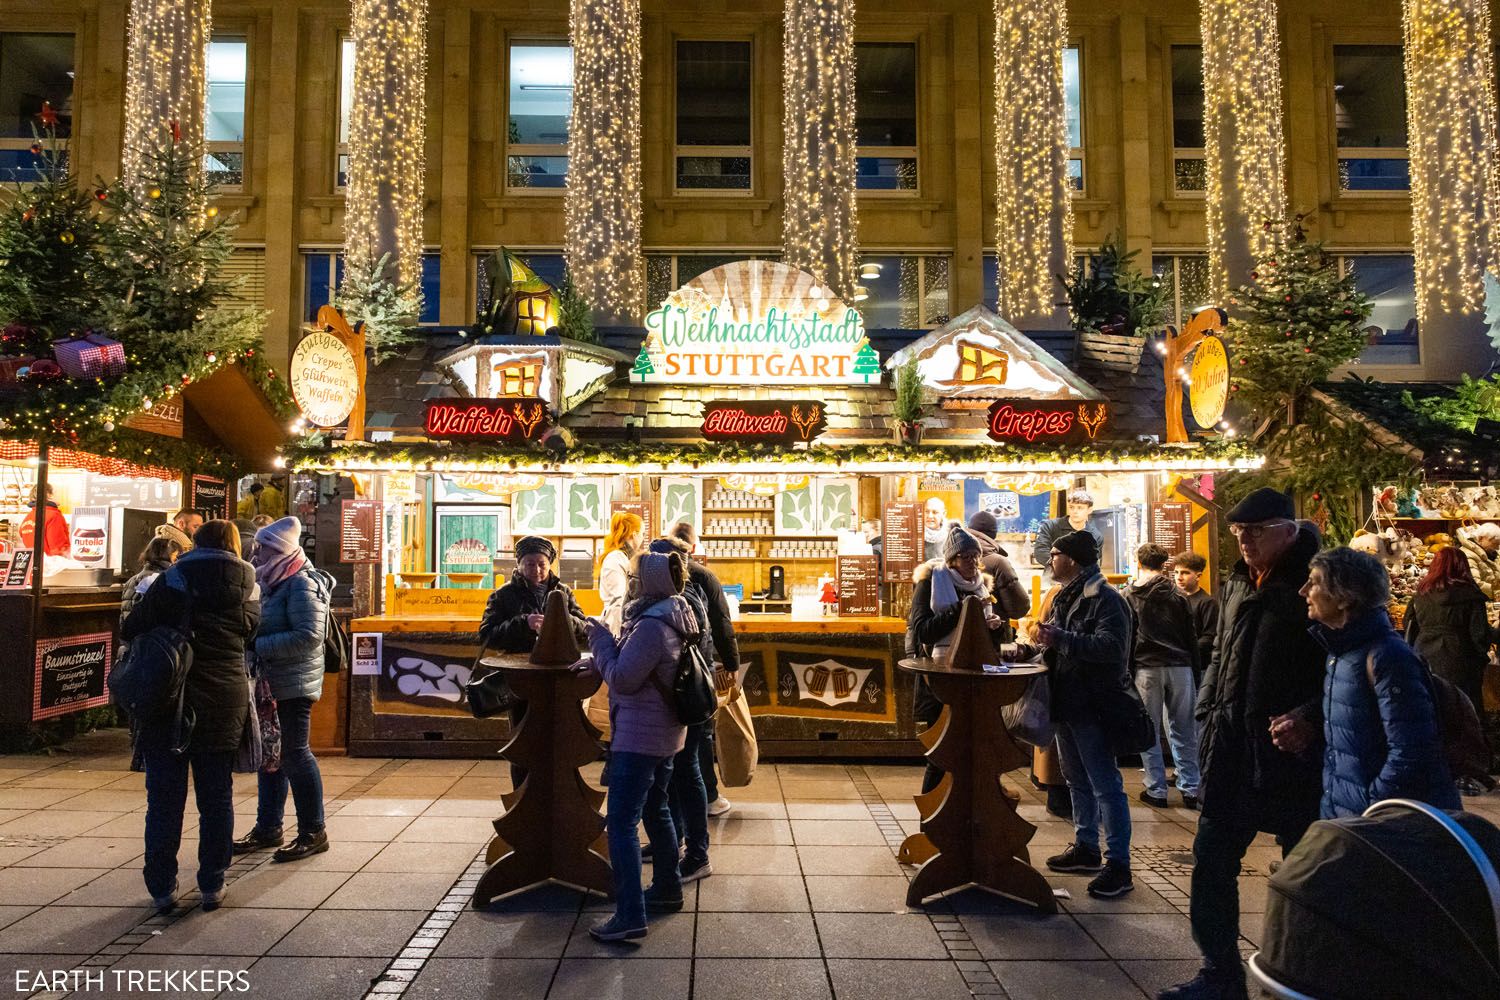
[507,41,572,191]
[1339,254,1418,364]
[1063,45,1083,191]
[1150,253,1212,327]
[0,33,74,182]
[855,42,917,191]
[1170,45,1205,194]
[643,252,780,308]
[857,255,950,328]
[204,36,246,187]
[304,251,440,325]
[1333,45,1409,192]
[675,41,752,192]
[337,36,354,187]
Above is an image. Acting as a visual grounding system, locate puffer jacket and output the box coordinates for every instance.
[907,561,1004,725]
[255,564,334,703]
[120,561,172,624]
[1315,608,1460,819]
[1196,524,1324,836]
[122,547,259,754]
[1457,533,1500,600]
[970,530,1033,621]
[478,571,588,653]
[588,595,694,757]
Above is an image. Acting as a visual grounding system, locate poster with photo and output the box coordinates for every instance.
[657,477,701,532]
[963,478,1051,534]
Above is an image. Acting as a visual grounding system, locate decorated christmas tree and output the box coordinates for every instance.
[852,338,880,383]
[632,340,655,382]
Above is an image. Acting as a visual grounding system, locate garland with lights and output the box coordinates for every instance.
[122,0,210,189]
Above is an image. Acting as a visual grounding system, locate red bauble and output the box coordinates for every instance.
[28,142,41,156]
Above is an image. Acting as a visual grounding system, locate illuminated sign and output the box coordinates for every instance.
[701,399,828,445]
[290,330,360,427]
[1189,334,1229,428]
[986,401,1110,444]
[637,260,874,386]
[424,398,550,442]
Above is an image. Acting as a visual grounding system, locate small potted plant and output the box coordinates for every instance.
[893,358,924,445]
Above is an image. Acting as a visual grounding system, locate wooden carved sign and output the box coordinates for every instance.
[986,400,1110,444]
[701,399,828,445]
[424,398,551,442]
[1162,307,1229,443]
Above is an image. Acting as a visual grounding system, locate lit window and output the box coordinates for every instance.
[1064,45,1083,191]
[337,36,354,187]
[1333,45,1410,193]
[204,36,246,188]
[1342,254,1418,364]
[855,42,917,192]
[0,33,74,182]
[305,251,440,325]
[675,41,752,192]
[1170,45,1205,194]
[858,255,950,328]
[1150,254,1212,327]
[507,41,572,192]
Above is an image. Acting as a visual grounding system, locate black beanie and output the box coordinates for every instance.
[1052,530,1099,566]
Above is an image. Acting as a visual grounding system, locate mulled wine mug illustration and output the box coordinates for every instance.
[803,664,857,699]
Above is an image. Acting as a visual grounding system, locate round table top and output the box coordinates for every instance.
[480,652,593,673]
[898,657,1047,679]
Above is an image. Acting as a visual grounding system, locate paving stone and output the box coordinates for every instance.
[1048,877,1179,914]
[218,868,353,909]
[1074,913,1201,960]
[697,875,809,912]
[322,871,454,910]
[566,911,695,958]
[269,909,425,958]
[700,844,800,875]
[785,802,873,820]
[796,845,905,877]
[0,810,123,837]
[433,910,576,958]
[1118,959,1210,998]
[546,958,690,1000]
[804,875,913,913]
[365,840,480,875]
[789,819,887,845]
[0,905,150,955]
[321,813,417,842]
[706,818,794,846]
[0,906,38,932]
[694,911,820,958]
[960,913,1105,960]
[94,956,256,999]
[692,958,832,1000]
[826,958,974,1000]
[405,958,556,998]
[814,913,948,959]
[136,906,308,956]
[242,956,389,1000]
[991,959,1150,1000]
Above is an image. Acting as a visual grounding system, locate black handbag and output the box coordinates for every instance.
[464,643,517,718]
[1097,680,1157,756]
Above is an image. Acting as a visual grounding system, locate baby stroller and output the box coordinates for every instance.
[1249,799,1500,1000]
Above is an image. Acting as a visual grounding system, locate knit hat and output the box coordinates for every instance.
[1226,487,1296,524]
[514,535,556,562]
[634,551,685,600]
[154,523,194,552]
[649,536,691,556]
[967,510,999,539]
[255,516,303,557]
[1052,529,1099,565]
[942,523,982,564]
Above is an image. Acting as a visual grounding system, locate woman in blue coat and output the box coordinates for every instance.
[234,517,336,862]
[1299,547,1459,819]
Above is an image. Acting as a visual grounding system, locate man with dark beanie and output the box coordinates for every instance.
[1160,489,1324,1000]
[1012,529,1136,900]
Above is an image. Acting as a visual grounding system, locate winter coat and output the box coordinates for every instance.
[1126,573,1198,672]
[1196,524,1324,836]
[1182,588,1220,676]
[478,571,588,653]
[120,561,172,624]
[599,548,631,635]
[971,531,1032,621]
[21,502,70,557]
[1404,583,1494,711]
[122,547,259,754]
[588,595,694,757]
[1025,566,1134,725]
[255,565,334,703]
[907,562,1006,725]
[1031,516,1102,574]
[688,558,740,670]
[1458,533,1500,600]
[1315,608,1460,819]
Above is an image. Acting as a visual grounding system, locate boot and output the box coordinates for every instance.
[272,828,329,863]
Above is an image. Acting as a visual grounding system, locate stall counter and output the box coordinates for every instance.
[351,611,909,635]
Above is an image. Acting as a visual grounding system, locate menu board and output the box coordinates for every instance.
[611,499,651,546]
[191,475,231,520]
[33,632,113,720]
[2,550,33,589]
[1150,502,1193,556]
[838,555,881,616]
[339,500,383,564]
[882,501,921,583]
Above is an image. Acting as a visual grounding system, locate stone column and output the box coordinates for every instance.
[261,7,301,367]
[122,0,211,186]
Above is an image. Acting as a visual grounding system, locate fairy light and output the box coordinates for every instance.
[1200,0,1286,303]
[781,0,858,301]
[344,0,428,293]
[122,0,211,187]
[992,0,1072,320]
[1402,0,1500,321]
[564,0,644,323]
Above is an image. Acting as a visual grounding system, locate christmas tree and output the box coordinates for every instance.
[632,342,655,382]
[852,339,880,383]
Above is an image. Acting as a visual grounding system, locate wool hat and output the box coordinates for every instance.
[649,535,691,556]
[154,523,194,552]
[967,510,999,539]
[514,535,556,562]
[942,523,982,563]
[1052,529,1099,565]
[1226,487,1295,524]
[635,551,685,600]
[255,516,303,557]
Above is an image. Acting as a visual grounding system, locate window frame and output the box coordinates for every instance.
[1167,43,1205,198]
[1063,43,1085,195]
[504,35,573,197]
[335,33,354,189]
[855,252,952,329]
[854,38,921,197]
[0,30,79,183]
[1334,250,1421,367]
[1329,41,1411,198]
[672,36,755,197]
[203,31,249,191]
[303,247,443,326]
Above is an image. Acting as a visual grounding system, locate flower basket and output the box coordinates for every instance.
[1076,328,1148,373]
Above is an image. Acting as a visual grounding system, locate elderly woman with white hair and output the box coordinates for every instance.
[1459,522,1500,599]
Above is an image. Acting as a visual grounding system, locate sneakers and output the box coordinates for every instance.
[1138,790,1169,809]
[272,828,329,863]
[643,884,684,912]
[1087,861,1134,899]
[150,880,179,915]
[708,796,733,817]
[1157,967,1249,1000]
[1182,793,1199,810]
[1045,843,1103,873]
[679,856,712,883]
[232,827,284,854]
[589,915,648,942]
[199,887,226,912]
[1458,776,1487,797]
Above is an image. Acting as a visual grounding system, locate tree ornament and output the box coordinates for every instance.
[59,231,74,245]
[148,188,162,199]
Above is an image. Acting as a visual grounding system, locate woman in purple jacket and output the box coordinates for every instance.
[582,550,696,942]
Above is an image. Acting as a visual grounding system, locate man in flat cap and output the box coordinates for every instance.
[1161,489,1324,1000]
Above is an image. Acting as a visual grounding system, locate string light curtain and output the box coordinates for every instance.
[344,0,428,292]
[1402,0,1500,322]
[564,0,644,324]
[1200,0,1287,303]
[122,0,211,187]
[782,0,858,301]
[992,0,1071,323]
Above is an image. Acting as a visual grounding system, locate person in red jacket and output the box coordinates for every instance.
[21,485,70,557]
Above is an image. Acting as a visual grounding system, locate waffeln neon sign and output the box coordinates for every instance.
[986,401,1110,444]
[424,398,550,442]
[701,400,828,445]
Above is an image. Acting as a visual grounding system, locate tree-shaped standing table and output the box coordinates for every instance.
[472,590,612,906]
[898,596,1056,911]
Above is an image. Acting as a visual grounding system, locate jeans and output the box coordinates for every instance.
[1055,719,1132,866]
[1190,814,1310,973]
[698,716,719,802]
[256,697,325,835]
[668,723,711,865]
[606,750,680,926]
[1133,667,1201,798]
[143,747,235,899]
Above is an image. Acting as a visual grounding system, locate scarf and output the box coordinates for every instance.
[513,569,551,610]
[924,522,948,548]
[930,565,990,614]
[1047,564,1102,629]
[254,546,306,591]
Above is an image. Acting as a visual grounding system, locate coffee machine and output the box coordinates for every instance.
[754,564,787,602]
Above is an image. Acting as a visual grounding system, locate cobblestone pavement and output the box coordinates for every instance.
[1,730,1496,999]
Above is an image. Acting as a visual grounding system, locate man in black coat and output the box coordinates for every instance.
[1161,490,1324,1000]
[1126,544,1200,809]
[1172,551,1219,682]
[1031,489,1102,584]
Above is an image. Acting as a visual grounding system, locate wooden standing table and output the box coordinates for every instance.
[897,657,1056,912]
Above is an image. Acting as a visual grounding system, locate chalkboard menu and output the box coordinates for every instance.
[33,632,112,720]
[340,500,382,564]
[838,555,881,616]
[2,550,33,589]
[611,500,651,547]
[882,501,921,583]
[1150,502,1193,556]
[191,475,230,520]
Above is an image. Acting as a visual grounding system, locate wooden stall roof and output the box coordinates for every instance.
[182,363,288,469]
